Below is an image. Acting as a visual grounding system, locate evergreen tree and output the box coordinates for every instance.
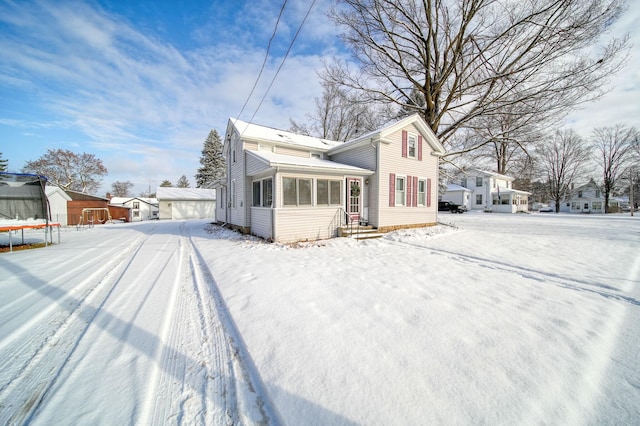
[159,180,172,187]
[176,175,191,188]
[0,152,8,172]
[195,129,225,188]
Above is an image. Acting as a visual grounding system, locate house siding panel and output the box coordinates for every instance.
[377,123,439,229]
[228,134,248,228]
[329,144,376,170]
[250,207,272,239]
[275,146,315,158]
[274,207,343,242]
[330,143,377,225]
[246,154,270,176]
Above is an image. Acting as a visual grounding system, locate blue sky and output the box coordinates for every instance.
[1,0,639,196]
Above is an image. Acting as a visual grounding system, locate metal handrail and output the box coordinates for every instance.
[337,207,360,238]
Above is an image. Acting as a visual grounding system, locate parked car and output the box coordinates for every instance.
[539,206,554,212]
[438,201,465,213]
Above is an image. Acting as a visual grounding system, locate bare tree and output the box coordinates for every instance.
[592,124,637,213]
[290,83,387,141]
[23,149,107,193]
[325,0,629,152]
[111,181,134,197]
[538,129,591,212]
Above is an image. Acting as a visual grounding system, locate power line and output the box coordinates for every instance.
[247,0,318,125]
[234,0,289,125]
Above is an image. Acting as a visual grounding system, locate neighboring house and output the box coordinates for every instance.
[215,113,446,242]
[156,187,216,220]
[45,185,72,226]
[441,184,472,208]
[446,170,530,213]
[553,180,617,213]
[109,197,159,221]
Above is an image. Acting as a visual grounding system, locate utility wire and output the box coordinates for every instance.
[234,0,288,126]
[247,0,318,126]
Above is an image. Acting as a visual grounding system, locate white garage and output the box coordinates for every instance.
[156,187,216,220]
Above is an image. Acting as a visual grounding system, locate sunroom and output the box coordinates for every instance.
[246,150,373,242]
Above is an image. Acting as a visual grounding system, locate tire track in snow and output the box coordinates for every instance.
[0,233,149,425]
[386,239,640,306]
[188,233,281,425]
[140,223,234,425]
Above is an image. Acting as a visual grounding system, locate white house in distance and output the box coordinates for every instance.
[45,185,72,226]
[109,196,159,221]
[156,187,216,220]
[214,113,446,242]
[443,170,530,213]
[553,180,617,213]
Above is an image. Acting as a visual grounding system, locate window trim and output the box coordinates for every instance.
[316,179,342,206]
[407,134,417,158]
[283,177,313,207]
[395,175,406,206]
[417,178,426,206]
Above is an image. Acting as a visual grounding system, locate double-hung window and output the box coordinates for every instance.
[418,179,426,206]
[407,135,417,158]
[395,176,406,206]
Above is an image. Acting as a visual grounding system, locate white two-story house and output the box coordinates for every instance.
[443,170,530,213]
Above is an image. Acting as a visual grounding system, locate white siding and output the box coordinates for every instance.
[159,200,172,219]
[171,200,216,220]
[274,207,343,242]
[275,145,314,157]
[228,133,248,227]
[250,208,272,239]
[329,144,376,170]
[246,153,271,176]
[46,191,69,226]
[215,188,226,223]
[377,123,439,229]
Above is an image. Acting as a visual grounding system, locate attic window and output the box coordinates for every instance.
[311,153,321,159]
[407,134,417,158]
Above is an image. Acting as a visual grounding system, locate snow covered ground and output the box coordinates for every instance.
[1,212,639,424]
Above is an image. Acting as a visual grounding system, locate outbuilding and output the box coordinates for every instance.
[156,187,216,220]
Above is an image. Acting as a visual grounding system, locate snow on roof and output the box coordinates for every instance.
[329,113,446,156]
[474,169,515,181]
[491,188,531,195]
[446,183,470,192]
[109,197,158,206]
[156,187,216,201]
[247,150,374,175]
[231,118,343,151]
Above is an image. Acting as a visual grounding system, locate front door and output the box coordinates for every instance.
[346,178,361,223]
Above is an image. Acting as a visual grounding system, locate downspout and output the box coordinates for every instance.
[370,138,378,226]
[272,167,279,241]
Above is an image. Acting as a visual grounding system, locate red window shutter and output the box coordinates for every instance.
[418,135,423,161]
[413,176,418,206]
[389,173,396,206]
[402,130,407,158]
[427,178,432,207]
[407,175,412,207]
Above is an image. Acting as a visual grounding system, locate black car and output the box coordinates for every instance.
[438,200,465,213]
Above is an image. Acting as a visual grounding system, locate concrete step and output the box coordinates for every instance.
[338,226,384,240]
